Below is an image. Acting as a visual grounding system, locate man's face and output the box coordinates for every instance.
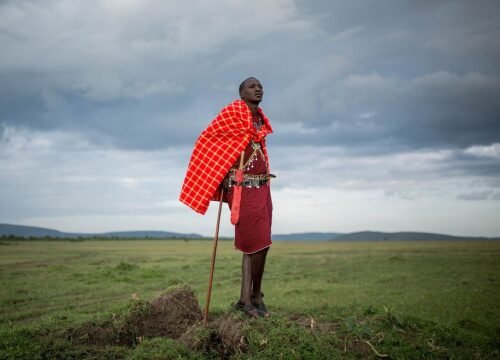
[240,78,263,103]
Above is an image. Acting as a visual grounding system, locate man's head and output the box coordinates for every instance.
[239,77,263,104]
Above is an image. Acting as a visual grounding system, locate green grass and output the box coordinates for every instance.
[0,240,499,359]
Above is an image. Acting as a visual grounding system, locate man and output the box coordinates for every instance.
[180,77,273,318]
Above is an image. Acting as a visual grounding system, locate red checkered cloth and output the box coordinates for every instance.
[179,99,273,214]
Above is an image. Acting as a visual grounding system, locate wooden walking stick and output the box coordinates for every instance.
[203,188,224,323]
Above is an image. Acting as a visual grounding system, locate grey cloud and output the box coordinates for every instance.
[0,126,185,220]
[1,0,499,156]
[269,69,500,152]
[384,189,416,201]
[266,0,500,151]
[457,190,494,201]
[0,0,313,144]
[268,144,500,195]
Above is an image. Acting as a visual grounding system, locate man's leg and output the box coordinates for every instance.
[239,253,264,318]
[251,247,269,309]
[240,253,252,304]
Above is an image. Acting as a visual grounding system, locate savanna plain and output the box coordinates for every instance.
[0,239,498,359]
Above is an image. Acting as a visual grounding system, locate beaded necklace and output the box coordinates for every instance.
[242,114,267,171]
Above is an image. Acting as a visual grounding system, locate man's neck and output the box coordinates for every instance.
[244,100,259,115]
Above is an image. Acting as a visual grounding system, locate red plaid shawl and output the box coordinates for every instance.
[179,99,273,214]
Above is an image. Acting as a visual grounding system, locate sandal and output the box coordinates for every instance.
[251,292,270,317]
[252,301,270,317]
[242,303,263,318]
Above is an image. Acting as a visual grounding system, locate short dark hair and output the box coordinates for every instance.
[239,77,257,94]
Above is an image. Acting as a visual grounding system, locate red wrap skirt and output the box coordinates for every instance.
[227,183,273,254]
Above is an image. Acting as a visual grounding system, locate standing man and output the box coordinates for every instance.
[180,77,274,318]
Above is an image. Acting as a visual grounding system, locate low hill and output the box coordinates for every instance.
[272,232,343,241]
[273,231,498,241]
[0,224,203,239]
[332,231,495,241]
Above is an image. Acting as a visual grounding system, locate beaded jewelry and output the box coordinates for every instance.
[243,141,266,171]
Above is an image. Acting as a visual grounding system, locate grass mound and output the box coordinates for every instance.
[65,286,247,358]
[130,286,203,340]
[179,313,247,358]
[68,286,202,346]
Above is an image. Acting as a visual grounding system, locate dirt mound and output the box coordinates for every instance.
[67,286,247,357]
[180,313,247,357]
[68,287,202,347]
[127,286,202,340]
[215,314,247,354]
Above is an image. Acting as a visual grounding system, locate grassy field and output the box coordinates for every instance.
[0,239,499,359]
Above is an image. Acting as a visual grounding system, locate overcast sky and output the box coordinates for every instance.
[1,0,499,237]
